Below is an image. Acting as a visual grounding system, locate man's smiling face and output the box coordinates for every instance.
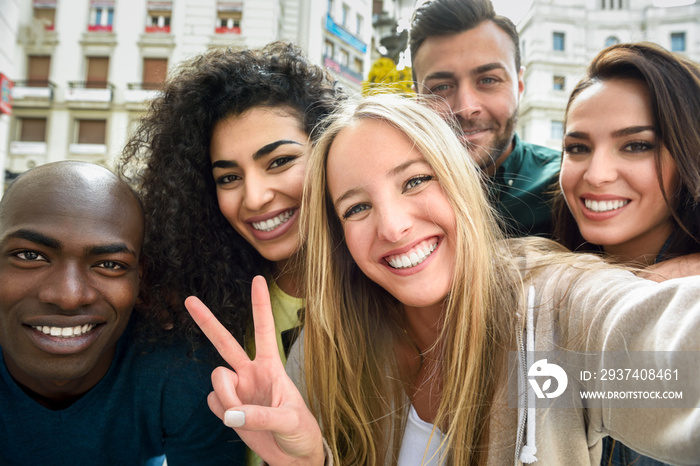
[0,163,143,404]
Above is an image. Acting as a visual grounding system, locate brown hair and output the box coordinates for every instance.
[409,0,521,82]
[553,42,700,260]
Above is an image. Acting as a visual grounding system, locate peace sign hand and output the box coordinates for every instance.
[185,275,324,465]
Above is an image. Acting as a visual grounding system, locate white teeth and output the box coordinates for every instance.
[251,210,294,232]
[584,199,630,213]
[387,240,438,269]
[32,324,97,338]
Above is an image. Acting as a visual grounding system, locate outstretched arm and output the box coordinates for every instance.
[640,253,700,282]
[185,275,325,465]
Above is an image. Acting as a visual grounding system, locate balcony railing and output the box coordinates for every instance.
[125,82,162,103]
[65,81,114,103]
[215,26,241,34]
[324,56,363,85]
[9,141,47,156]
[145,25,170,33]
[11,80,55,101]
[69,143,107,155]
[87,24,113,32]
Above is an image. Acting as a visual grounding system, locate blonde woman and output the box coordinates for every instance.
[185,94,700,466]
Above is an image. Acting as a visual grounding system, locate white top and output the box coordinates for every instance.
[397,405,446,466]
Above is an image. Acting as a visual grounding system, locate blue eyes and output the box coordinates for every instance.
[404,175,433,191]
[341,175,434,220]
[342,203,370,219]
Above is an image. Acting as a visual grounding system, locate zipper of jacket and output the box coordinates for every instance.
[514,315,527,465]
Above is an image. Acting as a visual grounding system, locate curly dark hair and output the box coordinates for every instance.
[119,41,343,349]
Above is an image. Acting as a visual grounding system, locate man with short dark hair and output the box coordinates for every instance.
[410,0,560,237]
[0,161,245,465]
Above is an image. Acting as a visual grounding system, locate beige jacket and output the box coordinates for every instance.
[287,256,700,465]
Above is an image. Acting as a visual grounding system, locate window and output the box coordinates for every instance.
[605,36,620,47]
[671,32,686,52]
[142,58,168,90]
[601,0,622,9]
[356,14,363,35]
[352,57,363,74]
[33,0,56,30]
[27,55,51,87]
[89,0,114,32]
[324,40,335,59]
[77,119,106,144]
[553,32,565,51]
[86,56,110,88]
[553,75,565,91]
[146,1,172,32]
[342,4,350,27]
[19,117,47,142]
[216,2,242,34]
[339,49,349,67]
[551,120,564,140]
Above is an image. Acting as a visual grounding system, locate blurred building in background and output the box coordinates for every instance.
[517,0,700,149]
[1,0,21,191]
[2,0,371,183]
[2,0,699,185]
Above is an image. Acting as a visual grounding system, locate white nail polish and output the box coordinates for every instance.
[224,410,245,428]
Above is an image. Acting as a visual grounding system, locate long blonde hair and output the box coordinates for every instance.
[302,94,522,465]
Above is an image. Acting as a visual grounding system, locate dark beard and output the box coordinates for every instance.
[468,109,519,171]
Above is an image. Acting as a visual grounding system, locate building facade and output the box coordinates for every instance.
[4,0,370,180]
[1,0,22,190]
[518,0,700,150]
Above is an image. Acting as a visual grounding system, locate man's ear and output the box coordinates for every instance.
[517,65,525,96]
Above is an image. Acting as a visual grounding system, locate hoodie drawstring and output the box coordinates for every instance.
[520,286,538,463]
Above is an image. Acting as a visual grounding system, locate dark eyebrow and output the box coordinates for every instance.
[211,140,303,170]
[565,126,655,140]
[611,126,655,138]
[423,62,507,84]
[211,159,238,169]
[470,62,507,76]
[4,229,61,250]
[423,70,456,82]
[252,140,303,161]
[564,130,588,140]
[85,244,138,258]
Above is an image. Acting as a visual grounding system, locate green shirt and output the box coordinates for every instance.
[490,133,561,237]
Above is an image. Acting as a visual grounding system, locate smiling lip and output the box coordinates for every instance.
[24,323,103,355]
[382,236,440,276]
[245,208,299,241]
[460,127,489,142]
[579,195,630,221]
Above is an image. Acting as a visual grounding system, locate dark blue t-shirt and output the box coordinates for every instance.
[0,324,245,465]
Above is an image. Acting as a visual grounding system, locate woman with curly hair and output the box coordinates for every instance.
[119,42,343,364]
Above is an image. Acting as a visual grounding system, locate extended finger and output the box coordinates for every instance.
[185,296,249,368]
[250,275,283,361]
